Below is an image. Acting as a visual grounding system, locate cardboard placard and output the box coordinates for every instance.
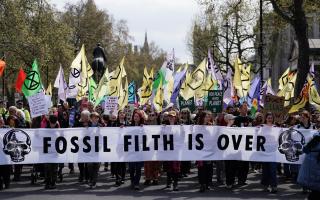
[263,94,286,123]
[27,92,48,118]
[104,96,118,116]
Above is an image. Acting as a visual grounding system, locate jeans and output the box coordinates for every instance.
[129,162,143,186]
[261,162,277,187]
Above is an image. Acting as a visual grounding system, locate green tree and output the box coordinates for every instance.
[268,0,320,96]
[0,0,73,104]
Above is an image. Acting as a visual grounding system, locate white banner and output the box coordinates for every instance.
[0,126,315,165]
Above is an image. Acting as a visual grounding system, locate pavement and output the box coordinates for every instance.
[0,164,308,200]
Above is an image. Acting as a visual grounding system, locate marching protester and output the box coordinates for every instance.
[197,111,214,192]
[224,113,237,189]
[164,110,181,191]
[260,112,278,193]
[297,132,320,200]
[128,109,145,190]
[234,102,252,186]
[75,110,91,184]
[87,112,102,189]
[144,111,161,186]
[113,110,128,186]
[44,115,60,189]
[0,116,11,190]
[179,108,193,178]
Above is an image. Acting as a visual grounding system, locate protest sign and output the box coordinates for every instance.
[207,90,223,113]
[264,95,286,123]
[27,92,48,118]
[179,96,195,112]
[104,96,118,116]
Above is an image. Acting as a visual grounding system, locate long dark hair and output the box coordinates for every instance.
[264,112,274,124]
[197,111,212,125]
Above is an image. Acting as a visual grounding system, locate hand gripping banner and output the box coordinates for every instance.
[0,126,315,165]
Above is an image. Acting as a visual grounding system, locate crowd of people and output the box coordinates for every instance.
[0,97,319,200]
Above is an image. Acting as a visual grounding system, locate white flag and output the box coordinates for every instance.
[67,48,82,98]
[54,65,68,102]
[223,67,234,104]
[208,48,223,81]
[163,49,175,103]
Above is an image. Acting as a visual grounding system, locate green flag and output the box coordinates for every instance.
[152,68,165,91]
[89,77,97,103]
[22,59,43,97]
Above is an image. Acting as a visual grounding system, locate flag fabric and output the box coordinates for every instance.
[240,63,251,97]
[108,57,126,97]
[54,65,68,102]
[289,80,309,113]
[0,59,6,77]
[233,57,242,90]
[170,64,187,104]
[89,77,97,103]
[119,78,128,110]
[223,67,234,104]
[207,48,223,88]
[67,46,83,98]
[179,58,207,100]
[128,81,136,104]
[22,59,43,97]
[153,78,163,112]
[308,76,320,111]
[15,68,27,93]
[278,72,297,106]
[163,49,175,103]
[139,67,153,105]
[278,67,290,91]
[260,78,275,107]
[94,68,109,105]
[76,45,94,101]
[46,83,52,96]
[248,76,261,104]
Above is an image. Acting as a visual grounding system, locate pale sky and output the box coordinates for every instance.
[51,0,201,63]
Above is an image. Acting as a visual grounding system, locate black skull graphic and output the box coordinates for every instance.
[3,129,31,162]
[278,129,305,162]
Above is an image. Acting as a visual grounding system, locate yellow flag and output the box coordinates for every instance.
[179,71,191,100]
[46,83,52,96]
[139,66,153,105]
[76,45,94,101]
[308,75,320,111]
[233,57,242,89]
[278,72,297,107]
[108,57,126,97]
[179,58,206,100]
[279,67,290,91]
[153,79,163,112]
[289,80,309,113]
[241,63,251,97]
[94,68,109,104]
[118,78,128,110]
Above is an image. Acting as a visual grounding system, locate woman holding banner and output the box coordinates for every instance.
[44,115,60,189]
[197,111,214,192]
[164,110,181,191]
[128,109,145,190]
[144,111,161,186]
[114,110,128,187]
[260,112,278,193]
